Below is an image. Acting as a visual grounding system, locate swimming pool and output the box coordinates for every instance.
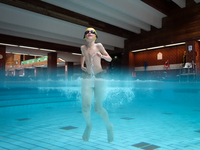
[0,80,200,150]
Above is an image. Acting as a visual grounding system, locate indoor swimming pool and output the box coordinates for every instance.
[0,80,200,150]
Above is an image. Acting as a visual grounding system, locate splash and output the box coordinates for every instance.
[104,87,135,110]
[38,86,82,101]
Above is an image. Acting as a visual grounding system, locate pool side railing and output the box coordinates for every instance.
[179,63,196,82]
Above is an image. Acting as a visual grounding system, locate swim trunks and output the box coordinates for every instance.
[82,71,106,79]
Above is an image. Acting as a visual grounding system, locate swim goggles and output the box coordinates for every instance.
[83,30,98,40]
[85,30,96,35]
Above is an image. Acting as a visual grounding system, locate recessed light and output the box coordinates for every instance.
[0,43,18,47]
[165,42,185,47]
[72,53,82,55]
[19,46,38,49]
[147,46,164,50]
[40,48,56,52]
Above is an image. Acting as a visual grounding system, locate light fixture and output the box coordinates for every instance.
[0,43,18,47]
[132,49,146,52]
[59,58,65,62]
[72,53,82,56]
[40,48,56,52]
[198,39,200,41]
[14,52,27,55]
[19,46,39,50]
[7,52,27,55]
[133,42,187,53]
[165,42,185,47]
[29,54,43,56]
[147,46,164,50]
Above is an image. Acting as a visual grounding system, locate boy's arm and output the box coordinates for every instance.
[97,43,112,62]
[80,46,87,72]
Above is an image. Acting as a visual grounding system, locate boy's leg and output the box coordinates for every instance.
[94,79,114,142]
[81,78,93,141]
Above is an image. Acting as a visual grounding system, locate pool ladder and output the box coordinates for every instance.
[179,63,196,82]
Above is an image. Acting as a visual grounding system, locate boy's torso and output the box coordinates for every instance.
[82,44,103,74]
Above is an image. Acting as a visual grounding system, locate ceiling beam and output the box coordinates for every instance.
[0,34,118,54]
[172,0,186,8]
[0,0,134,38]
[0,34,81,53]
[101,0,165,28]
[141,0,181,16]
[53,0,144,33]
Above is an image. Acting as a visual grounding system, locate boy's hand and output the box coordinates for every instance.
[96,52,103,58]
[81,66,87,72]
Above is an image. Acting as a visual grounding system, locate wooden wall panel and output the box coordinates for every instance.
[128,3,200,51]
[195,41,200,75]
[6,54,21,67]
[0,46,6,78]
[133,45,185,67]
[129,52,134,70]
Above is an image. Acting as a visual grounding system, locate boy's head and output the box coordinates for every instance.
[83,27,98,40]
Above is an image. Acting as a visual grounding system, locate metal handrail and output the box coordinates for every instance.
[179,63,196,82]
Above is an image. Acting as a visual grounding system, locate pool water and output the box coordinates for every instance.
[0,80,200,150]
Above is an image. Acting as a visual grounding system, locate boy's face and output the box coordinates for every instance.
[85,29,96,41]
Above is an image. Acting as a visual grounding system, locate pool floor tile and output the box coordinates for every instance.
[193,110,200,112]
[121,117,134,120]
[132,142,151,148]
[16,118,30,121]
[162,113,173,115]
[141,145,160,150]
[59,126,78,130]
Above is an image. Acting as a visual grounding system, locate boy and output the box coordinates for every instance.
[80,27,114,143]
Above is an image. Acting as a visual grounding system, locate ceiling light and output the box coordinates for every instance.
[0,43,18,47]
[14,52,27,55]
[19,46,39,50]
[165,42,185,47]
[72,53,82,56]
[7,52,27,55]
[59,58,65,62]
[40,48,56,52]
[147,46,164,50]
[29,54,44,56]
[132,49,146,52]
[132,42,187,53]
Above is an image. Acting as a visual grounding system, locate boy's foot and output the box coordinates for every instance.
[107,123,114,143]
[82,123,92,141]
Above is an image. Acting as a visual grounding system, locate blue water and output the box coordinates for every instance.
[0,80,200,150]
